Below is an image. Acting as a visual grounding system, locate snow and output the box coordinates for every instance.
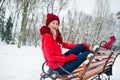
[0,44,44,80]
[0,43,120,80]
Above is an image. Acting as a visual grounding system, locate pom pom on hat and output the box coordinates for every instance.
[46,13,60,26]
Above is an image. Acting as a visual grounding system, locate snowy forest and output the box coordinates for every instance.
[0,0,120,48]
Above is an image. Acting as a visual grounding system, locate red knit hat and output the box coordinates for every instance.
[46,13,60,26]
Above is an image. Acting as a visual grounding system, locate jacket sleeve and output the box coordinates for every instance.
[43,34,77,62]
[62,42,78,49]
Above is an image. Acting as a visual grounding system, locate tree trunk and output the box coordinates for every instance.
[18,0,29,48]
[0,0,5,9]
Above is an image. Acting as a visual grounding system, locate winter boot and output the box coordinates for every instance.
[101,36,115,49]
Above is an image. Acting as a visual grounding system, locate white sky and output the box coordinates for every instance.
[71,0,120,14]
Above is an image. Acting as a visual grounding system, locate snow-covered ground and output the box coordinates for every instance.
[0,44,44,80]
[0,44,120,80]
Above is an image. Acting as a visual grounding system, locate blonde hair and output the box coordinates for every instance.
[50,28,64,42]
[50,29,57,40]
[48,24,63,42]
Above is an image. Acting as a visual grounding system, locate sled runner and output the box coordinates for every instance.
[40,42,119,80]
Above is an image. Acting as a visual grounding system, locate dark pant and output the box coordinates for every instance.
[105,67,112,75]
[54,44,93,75]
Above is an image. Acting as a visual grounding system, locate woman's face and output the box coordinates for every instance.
[48,20,59,31]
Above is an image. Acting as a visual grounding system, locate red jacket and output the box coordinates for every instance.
[40,26,77,69]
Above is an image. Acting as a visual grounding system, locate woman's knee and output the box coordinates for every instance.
[78,51,93,60]
[76,44,85,49]
[74,44,86,52]
[64,44,86,56]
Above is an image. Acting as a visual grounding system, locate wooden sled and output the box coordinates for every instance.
[40,45,119,80]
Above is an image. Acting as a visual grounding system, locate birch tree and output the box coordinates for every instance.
[40,0,70,15]
[0,0,5,9]
[91,0,111,46]
[117,11,120,19]
[57,0,71,15]
[17,0,39,47]
[18,0,30,47]
[0,7,5,40]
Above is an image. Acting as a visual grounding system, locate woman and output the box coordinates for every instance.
[39,13,115,75]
